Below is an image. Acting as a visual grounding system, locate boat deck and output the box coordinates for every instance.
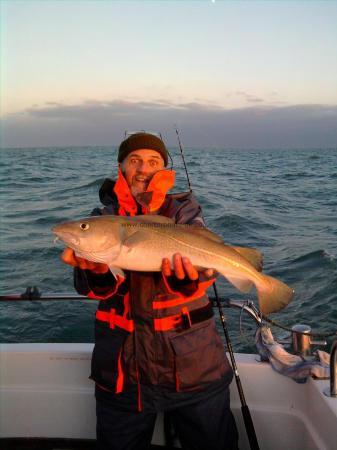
[1,439,176,450]
[1,344,336,450]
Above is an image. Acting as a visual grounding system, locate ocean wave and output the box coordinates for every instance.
[292,249,336,265]
[46,177,105,199]
[289,250,337,296]
[283,172,312,179]
[213,213,278,234]
[321,249,336,262]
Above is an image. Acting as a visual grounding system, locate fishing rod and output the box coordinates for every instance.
[174,126,260,450]
[0,288,260,322]
[175,126,192,192]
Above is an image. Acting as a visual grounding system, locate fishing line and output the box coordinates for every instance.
[174,126,260,450]
[262,315,337,338]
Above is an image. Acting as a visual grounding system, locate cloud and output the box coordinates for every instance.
[246,97,264,103]
[22,99,179,120]
[1,99,336,149]
[235,91,265,103]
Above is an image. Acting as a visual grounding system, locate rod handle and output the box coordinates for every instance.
[241,405,260,450]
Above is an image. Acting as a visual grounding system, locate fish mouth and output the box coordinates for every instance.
[52,226,80,246]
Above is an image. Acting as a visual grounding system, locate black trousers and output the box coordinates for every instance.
[96,385,238,450]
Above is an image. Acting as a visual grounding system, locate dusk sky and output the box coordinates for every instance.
[1,0,336,148]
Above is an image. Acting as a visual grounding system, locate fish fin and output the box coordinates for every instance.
[123,230,153,248]
[224,275,254,293]
[125,215,175,224]
[256,274,294,315]
[108,265,125,280]
[232,247,264,272]
[189,227,224,243]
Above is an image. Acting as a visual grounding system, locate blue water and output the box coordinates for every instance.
[1,147,336,352]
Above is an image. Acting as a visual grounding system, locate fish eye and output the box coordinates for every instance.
[80,223,90,231]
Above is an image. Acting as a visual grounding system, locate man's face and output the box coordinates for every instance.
[120,149,165,196]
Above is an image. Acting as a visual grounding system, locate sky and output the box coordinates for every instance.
[1,0,337,148]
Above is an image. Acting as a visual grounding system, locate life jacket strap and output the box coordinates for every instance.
[154,303,213,331]
[96,309,135,332]
[154,276,216,310]
[96,303,213,333]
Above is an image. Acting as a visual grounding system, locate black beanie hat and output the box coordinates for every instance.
[118,132,168,166]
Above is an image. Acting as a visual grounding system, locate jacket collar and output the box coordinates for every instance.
[113,169,176,215]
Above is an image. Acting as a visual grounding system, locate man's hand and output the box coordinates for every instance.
[61,248,109,274]
[161,253,214,281]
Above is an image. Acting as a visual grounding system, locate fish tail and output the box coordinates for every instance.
[256,274,294,315]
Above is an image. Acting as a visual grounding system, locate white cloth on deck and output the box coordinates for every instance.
[255,326,330,383]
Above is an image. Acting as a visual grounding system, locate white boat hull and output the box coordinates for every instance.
[0,343,336,450]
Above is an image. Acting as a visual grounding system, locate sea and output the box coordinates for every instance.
[0,146,336,353]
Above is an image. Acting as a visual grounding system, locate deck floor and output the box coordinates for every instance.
[1,439,179,450]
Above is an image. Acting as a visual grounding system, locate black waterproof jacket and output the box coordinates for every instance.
[74,179,233,409]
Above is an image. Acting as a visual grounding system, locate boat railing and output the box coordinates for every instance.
[1,288,335,361]
[324,339,337,398]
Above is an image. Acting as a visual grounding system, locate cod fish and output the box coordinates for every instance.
[52,215,294,315]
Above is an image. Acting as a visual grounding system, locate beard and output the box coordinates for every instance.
[130,176,151,196]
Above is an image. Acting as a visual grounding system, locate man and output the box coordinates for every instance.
[61,132,238,450]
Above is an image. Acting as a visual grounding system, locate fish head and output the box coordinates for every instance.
[52,216,123,259]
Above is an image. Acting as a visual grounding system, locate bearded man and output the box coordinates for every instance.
[61,132,238,450]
